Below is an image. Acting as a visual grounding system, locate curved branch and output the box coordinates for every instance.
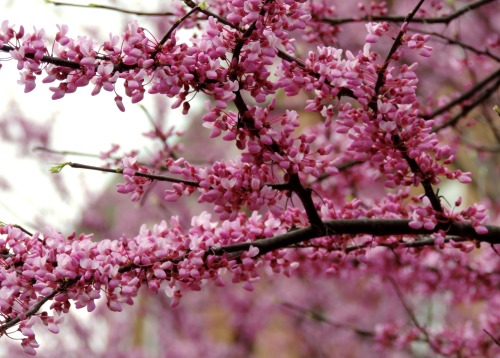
[3,218,497,333]
[157,5,200,47]
[425,67,500,121]
[0,290,57,332]
[1,44,81,69]
[373,0,425,100]
[212,219,500,257]
[431,75,500,132]
[64,162,200,187]
[46,1,174,16]
[322,0,497,26]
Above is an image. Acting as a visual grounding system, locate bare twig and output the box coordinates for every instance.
[323,0,497,25]
[483,329,500,346]
[432,75,500,132]
[417,30,500,63]
[157,5,200,46]
[425,67,500,122]
[60,162,200,187]
[46,1,174,16]
[282,301,374,337]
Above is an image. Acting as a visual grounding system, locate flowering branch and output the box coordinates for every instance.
[0,291,57,332]
[211,219,500,257]
[0,44,80,69]
[51,161,201,187]
[373,0,425,99]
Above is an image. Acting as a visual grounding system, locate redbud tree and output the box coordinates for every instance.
[1,0,500,356]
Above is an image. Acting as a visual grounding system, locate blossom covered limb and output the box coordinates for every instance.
[372,0,425,99]
[213,219,500,257]
[0,215,498,353]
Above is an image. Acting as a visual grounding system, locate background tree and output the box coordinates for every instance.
[1,0,499,356]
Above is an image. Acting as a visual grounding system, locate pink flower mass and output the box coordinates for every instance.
[1,0,500,356]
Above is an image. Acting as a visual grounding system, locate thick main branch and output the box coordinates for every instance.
[212,219,500,257]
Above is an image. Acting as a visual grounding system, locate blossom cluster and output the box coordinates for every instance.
[0,209,300,354]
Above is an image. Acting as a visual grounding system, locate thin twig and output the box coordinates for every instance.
[46,1,174,16]
[34,146,106,159]
[157,6,200,46]
[0,291,57,332]
[322,0,497,25]
[483,329,500,346]
[373,0,425,99]
[425,67,500,122]
[0,222,34,236]
[282,301,374,337]
[65,162,200,187]
[387,277,439,350]
[432,76,500,132]
[416,30,500,63]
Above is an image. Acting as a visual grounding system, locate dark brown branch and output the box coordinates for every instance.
[211,219,500,257]
[425,67,500,122]
[0,290,57,332]
[157,6,200,47]
[483,329,500,347]
[1,44,81,69]
[419,30,500,63]
[368,1,445,214]
[373,0,425,100]
[322,0,497,25]
[0,222,34,237]
[64,162,200,187]
[5,218,498,332]
[119,218,500,275]
[46,1,174,16]
[288,174,324,232]
[183,0,239,29]
[282,301,374,338]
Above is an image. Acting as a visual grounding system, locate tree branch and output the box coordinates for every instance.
[211,219,500,258]
[46,0,174,16]
[0,290,57,332]
[425,67,500,122]
[1,44,81,69]
[322,0,497,26]
[373,0,425,100]
[157,5,200,47]
[282,301,374,338]
[432,76,500,132]
[59,162,200,187]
